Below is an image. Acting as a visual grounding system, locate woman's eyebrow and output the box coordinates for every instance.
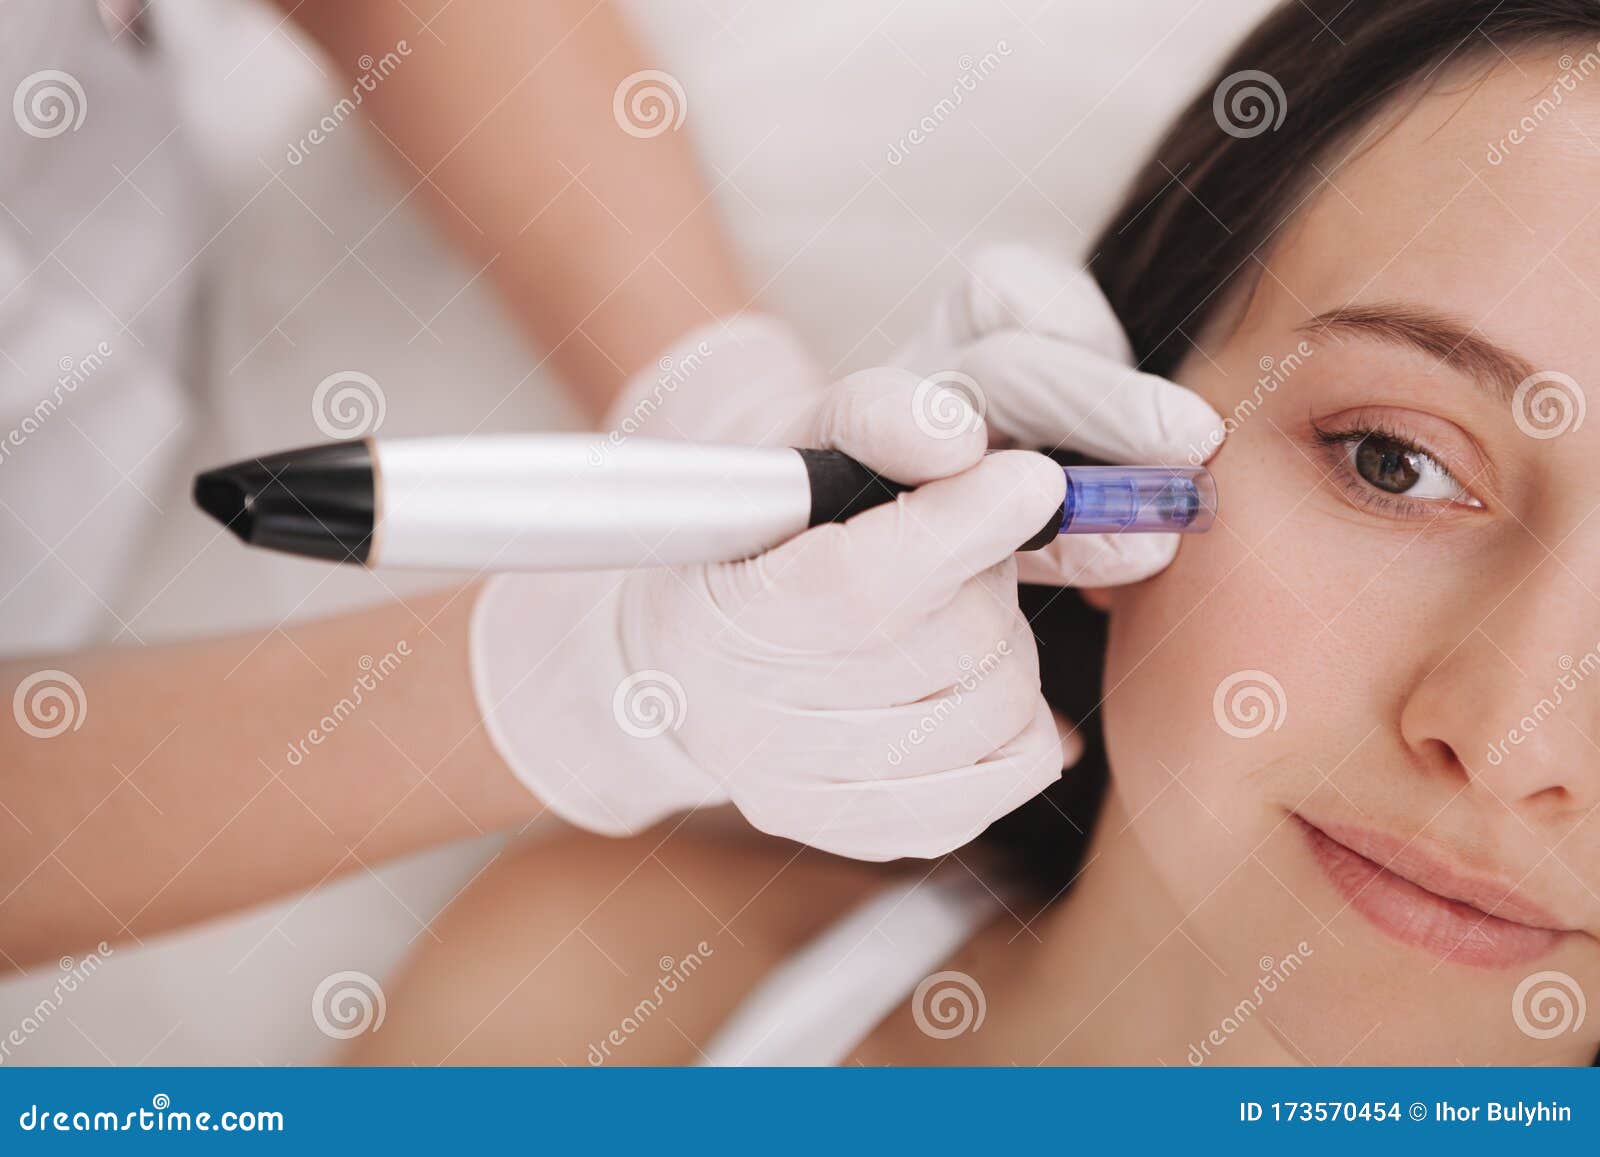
[1296,302,1535,402]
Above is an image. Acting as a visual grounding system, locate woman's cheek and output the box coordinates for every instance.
[1095,452,1346,876]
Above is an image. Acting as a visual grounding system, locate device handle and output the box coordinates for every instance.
[794,448,1061,552]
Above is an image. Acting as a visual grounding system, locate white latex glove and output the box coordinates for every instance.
[474,258,1222,859]
[472,367,1073,860]
[600,312,955,476]
[890,243,1227,586]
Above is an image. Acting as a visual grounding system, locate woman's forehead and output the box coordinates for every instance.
[1254,53,1600,364]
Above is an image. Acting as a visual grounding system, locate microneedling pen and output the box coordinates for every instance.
[193,435,1218,571]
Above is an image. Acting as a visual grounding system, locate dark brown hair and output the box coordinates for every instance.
[987,0,1600,895]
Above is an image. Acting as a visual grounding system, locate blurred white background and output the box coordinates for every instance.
[0,0,1275,1064]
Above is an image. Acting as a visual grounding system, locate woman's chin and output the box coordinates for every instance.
[1105,769,1599,1064]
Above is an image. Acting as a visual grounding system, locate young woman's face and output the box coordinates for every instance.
[1101,52,1600,1063]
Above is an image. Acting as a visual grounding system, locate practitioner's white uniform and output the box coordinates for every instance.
[0,0,204,652]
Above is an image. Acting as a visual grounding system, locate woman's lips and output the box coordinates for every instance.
[1294,815,1567,968]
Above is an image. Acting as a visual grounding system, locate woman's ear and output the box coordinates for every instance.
[1077,586,1114,613]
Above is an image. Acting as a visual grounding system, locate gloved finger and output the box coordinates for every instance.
[1052,708,1087,768]
[695,531,1027,664]
[845,612,1044,782]
[893,245,1133,372]
[883,695,1065,858]
[685,587,1028,720]
[706,558,1030,713]
[611,314,825,446]
[903,559,1029,686]
[954,244,1135,363]
[755,450,1065,629]
[957,330,1226,464]
[747,694,1064,861]
[811,367,988,484]
[866,663,1045,782]
[780,559,1027,701]
[1016,530,1182,587]
[734,641,1040,787]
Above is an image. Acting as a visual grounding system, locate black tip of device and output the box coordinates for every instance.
[193,468,253,540]
[192,440,376,565]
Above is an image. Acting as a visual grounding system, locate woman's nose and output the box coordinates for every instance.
[1399,563,1600,817]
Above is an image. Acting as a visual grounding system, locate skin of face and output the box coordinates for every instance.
[1095,52,1600,1064]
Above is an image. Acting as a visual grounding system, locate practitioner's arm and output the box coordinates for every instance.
[0,586,525,968]
[281,0,746,418]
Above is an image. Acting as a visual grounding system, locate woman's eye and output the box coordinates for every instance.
[1340,432,1477,506]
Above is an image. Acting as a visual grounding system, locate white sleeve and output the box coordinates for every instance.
[0,0,204,652]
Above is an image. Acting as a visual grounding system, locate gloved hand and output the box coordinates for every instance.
[472,372,1069,860]
[888,243,1227,587]
[473,252,1225,859]
[604,246,1226,588]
